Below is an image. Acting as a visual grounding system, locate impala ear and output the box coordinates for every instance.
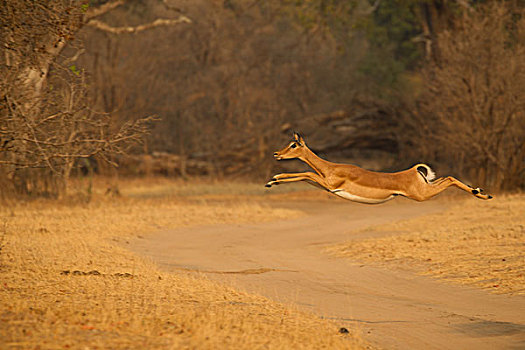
[293,132,305,146]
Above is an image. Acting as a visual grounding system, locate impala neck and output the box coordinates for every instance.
[300,146,331,177]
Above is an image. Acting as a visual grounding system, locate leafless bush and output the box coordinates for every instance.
[400,3,525,190]
[2,68,155,196]
[0,0,160,197]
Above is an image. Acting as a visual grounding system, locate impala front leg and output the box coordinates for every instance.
[265,172,329,189]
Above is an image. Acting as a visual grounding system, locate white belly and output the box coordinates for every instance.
[331,190,395,204]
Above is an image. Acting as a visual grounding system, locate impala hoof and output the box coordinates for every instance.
[472,187,492,200]
[266,177,280,188]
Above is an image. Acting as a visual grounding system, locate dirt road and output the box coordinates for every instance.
[132,197,525,349]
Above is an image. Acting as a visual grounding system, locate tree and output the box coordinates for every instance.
[0,0,188,196]
[404,2,525,190]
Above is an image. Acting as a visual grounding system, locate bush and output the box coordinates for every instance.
[401,3,525,191]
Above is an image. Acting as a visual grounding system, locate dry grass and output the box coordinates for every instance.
[82,176,310,198]
[327,195,525,295]
[0,181,364,349]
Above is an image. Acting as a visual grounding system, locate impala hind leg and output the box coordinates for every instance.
[410,176,492,201]
[265,172,329,189]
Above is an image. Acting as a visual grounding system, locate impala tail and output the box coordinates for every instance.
[415,164,436,183]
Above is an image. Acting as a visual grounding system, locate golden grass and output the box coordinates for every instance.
[81,176,310,198]
[0,183,364,349]
[75,175,336,204]
[327,194,525,295]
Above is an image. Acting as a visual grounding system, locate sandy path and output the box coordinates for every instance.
[132,198,525,349]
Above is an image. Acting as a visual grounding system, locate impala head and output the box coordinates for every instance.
[274,132,307,160]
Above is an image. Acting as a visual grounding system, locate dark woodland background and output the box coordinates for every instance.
[1,0,524,198]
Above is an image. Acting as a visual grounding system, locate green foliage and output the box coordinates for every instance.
[282,0,426,95]
[281,0,359,34]
[366,1,422,67]
[69,64,81,76]
[358,46,407,91]
[357,1,423,93]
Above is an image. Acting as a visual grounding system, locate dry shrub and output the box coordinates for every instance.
[401,3,525,190]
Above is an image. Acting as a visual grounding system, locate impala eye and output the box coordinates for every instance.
[290,143,297,148]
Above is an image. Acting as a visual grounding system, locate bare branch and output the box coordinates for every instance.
[85,0,125,21]
[87,16,192,34]
[63,48,85,64]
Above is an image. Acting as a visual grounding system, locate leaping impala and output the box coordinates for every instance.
[266,132,492,204]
